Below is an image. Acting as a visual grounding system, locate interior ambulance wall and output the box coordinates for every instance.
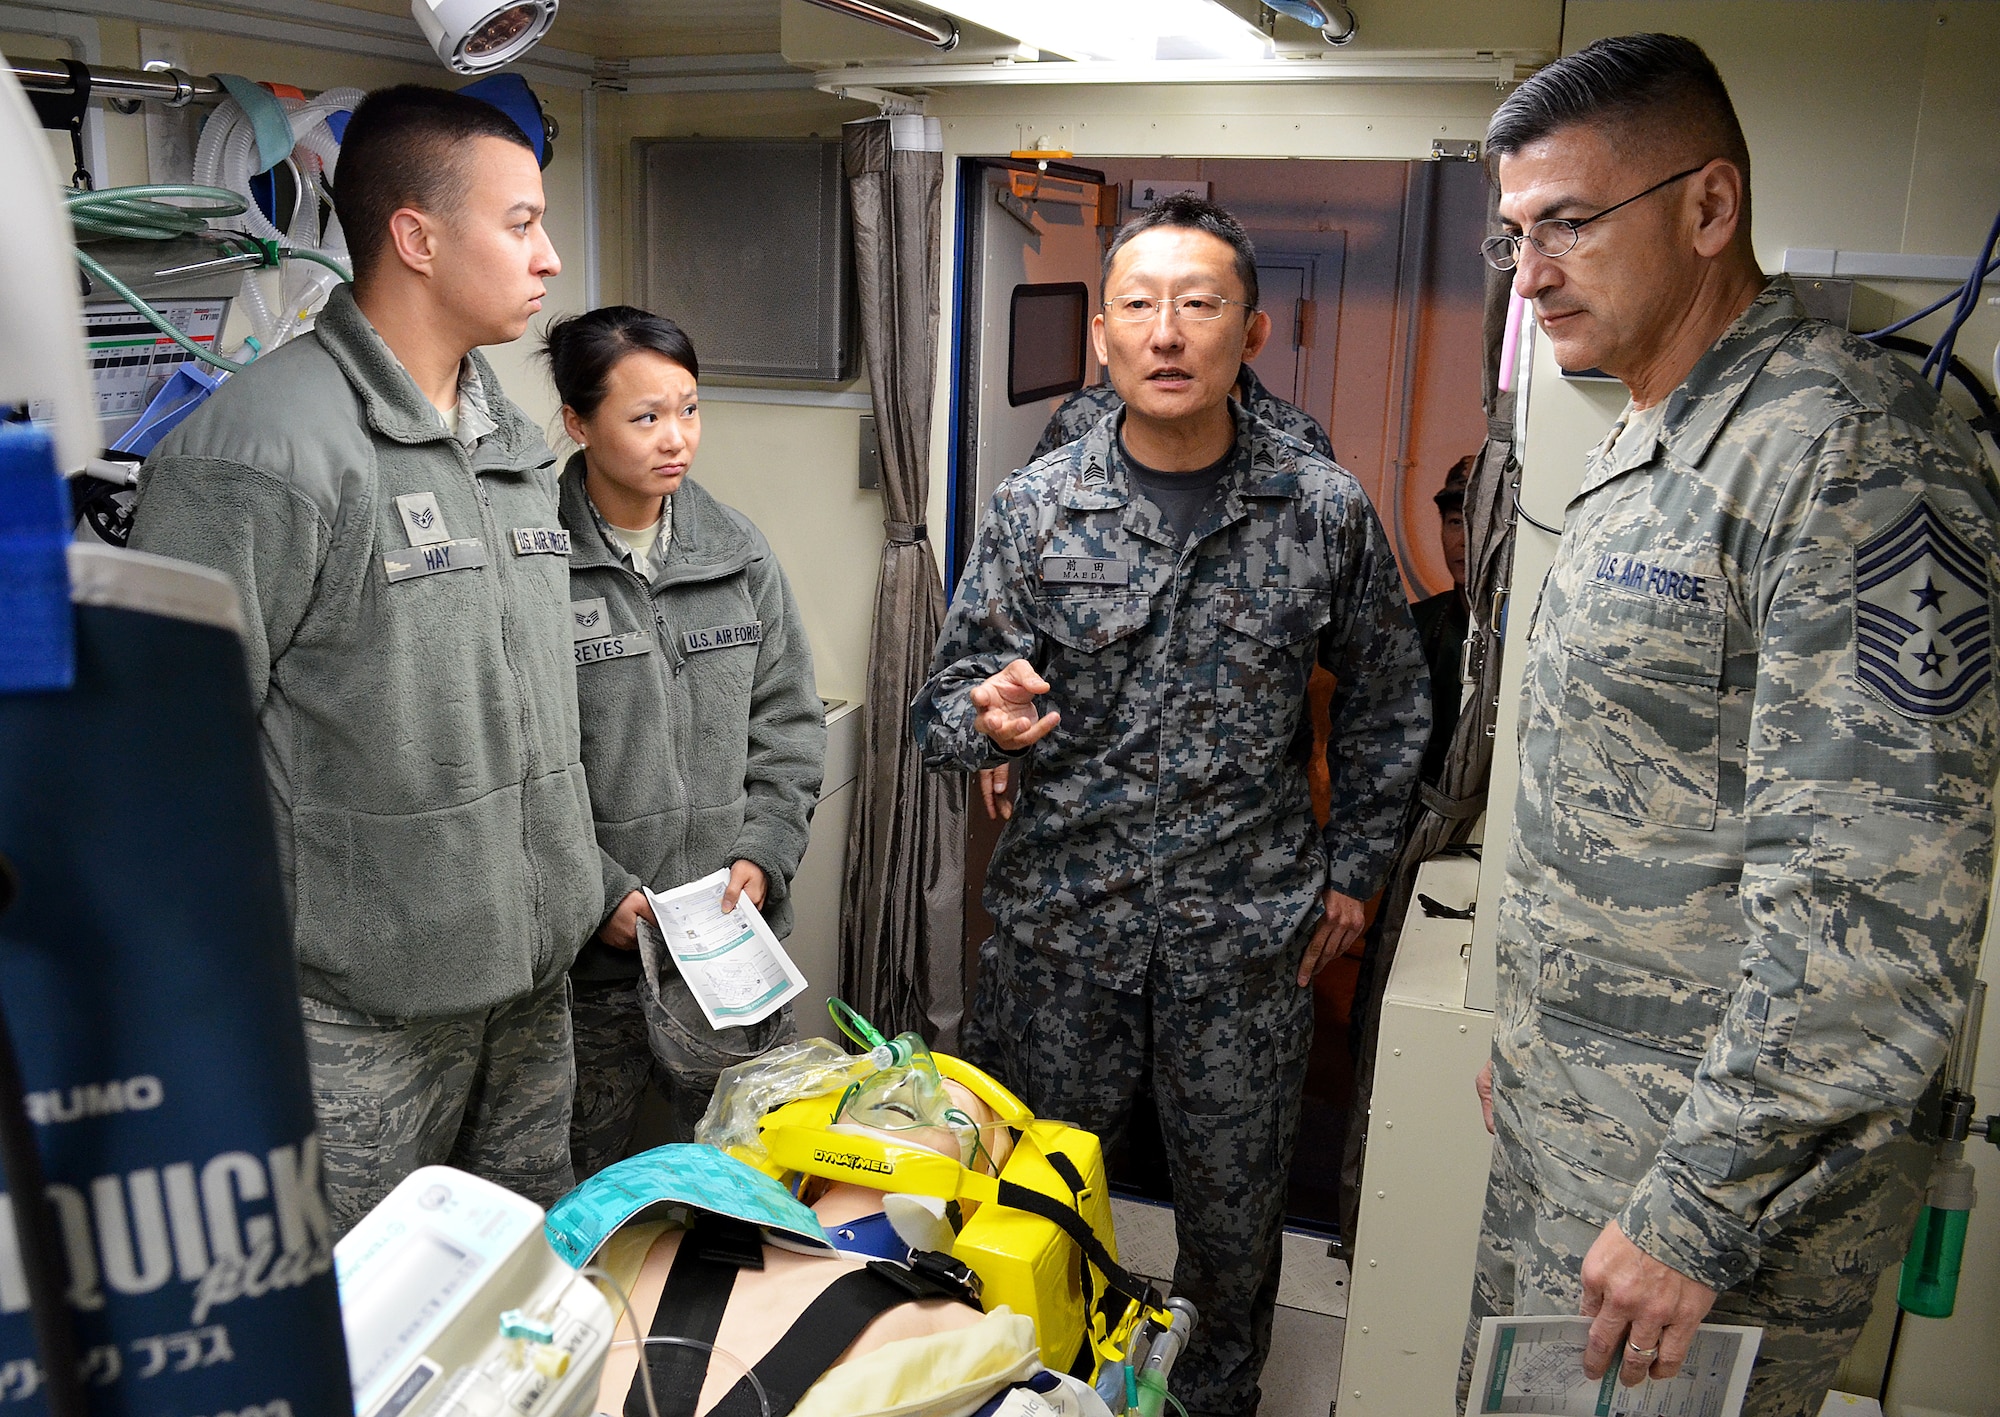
[1475,5,2000,1412]
[597,86,879,703]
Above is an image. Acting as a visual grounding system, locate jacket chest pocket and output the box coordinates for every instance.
[1551,582,1723,829]
[1208,586,1329,739]
[1033,590,1152,725]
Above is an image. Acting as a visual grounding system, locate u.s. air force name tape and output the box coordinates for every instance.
[1039,555,1129,586]
[383,537,488,582]
[511,527,571,556]
[683,622,763,654]
[576,632,652,665]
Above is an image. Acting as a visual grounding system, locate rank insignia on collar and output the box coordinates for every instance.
[1080,455,1107,486]
[1855,497,1992,720]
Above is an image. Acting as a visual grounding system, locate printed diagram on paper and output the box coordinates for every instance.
[1469,1317,1761,1417]
[641,869,806,1029]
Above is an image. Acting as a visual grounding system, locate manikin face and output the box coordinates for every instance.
[1091,226,1271,432]
[426,135,561,347]
[562,350,700,508]
[1496,126,1713,382]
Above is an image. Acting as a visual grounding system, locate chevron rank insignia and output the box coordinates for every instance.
[1854,497,1993,720]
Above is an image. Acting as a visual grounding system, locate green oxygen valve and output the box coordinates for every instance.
[1899,979,1986,1319]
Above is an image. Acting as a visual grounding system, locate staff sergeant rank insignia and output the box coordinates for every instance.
[1040,555,1130,586]
[1855,496,1993,720]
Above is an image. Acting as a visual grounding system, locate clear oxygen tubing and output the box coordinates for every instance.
[581,1263,771,1417]
[193,86,364,351]
[64,184,353,375]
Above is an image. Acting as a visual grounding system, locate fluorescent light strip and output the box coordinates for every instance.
[927,0,1273,63]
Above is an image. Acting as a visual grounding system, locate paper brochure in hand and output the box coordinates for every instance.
[641,868,808,1029]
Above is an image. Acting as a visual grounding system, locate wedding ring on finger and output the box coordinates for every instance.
[1626,1340,1661,1360]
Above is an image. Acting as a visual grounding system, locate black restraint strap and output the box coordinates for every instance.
[623,1216,763,1417]
[995,1171,1161,1317]
[705,1260,977,1417]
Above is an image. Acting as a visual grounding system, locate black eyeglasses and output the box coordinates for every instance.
[1481,164,1709,271]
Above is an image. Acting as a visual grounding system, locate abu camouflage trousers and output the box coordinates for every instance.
[964,935,1313,1417]
[301,977,576,1236]
[570,971,794,1179]
[1459,1133,1898,1417]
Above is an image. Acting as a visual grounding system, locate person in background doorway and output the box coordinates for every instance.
[1412,453,1474,787]
[1465,34,1999,1416]
[130,86,600,1231]
[543,307,825,1178]
[913,193,1429,1416]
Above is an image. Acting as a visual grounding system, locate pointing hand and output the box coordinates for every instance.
[969,658,1060,752]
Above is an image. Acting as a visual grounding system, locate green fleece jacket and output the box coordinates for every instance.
[560,458,825,980]
[129,286,602,1019]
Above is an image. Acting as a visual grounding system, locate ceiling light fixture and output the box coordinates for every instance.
[412,0,559,75]
[925,0,1274,63]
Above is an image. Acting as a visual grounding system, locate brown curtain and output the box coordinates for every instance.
[1339,173,1520,1244]
[837,115,968,1049]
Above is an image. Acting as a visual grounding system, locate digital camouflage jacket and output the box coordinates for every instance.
[914,406,1429,996]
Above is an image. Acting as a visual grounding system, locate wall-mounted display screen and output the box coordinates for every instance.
[1008,282,1089,406]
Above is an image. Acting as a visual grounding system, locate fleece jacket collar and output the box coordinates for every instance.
[313,284,550,474]
[559,452,761,588]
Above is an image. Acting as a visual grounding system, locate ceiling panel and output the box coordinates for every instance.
[550,0,781,55]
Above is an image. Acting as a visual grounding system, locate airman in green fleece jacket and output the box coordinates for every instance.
[128,88,599,1231]
[541,307,825,1176]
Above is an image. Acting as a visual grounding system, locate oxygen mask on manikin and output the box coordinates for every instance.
[826,1001,995,1173]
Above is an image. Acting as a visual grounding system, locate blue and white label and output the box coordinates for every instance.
[382,538,487,583]
[511,527,571,556]
[683,622,763,654]
[576,633,652,666]
[1591,552,1709,605]
[1040,555,1130,586]
[1855,497,1992,719]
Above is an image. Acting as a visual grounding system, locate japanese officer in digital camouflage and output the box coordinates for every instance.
[912,193,1429,1416]
[1462,34,2000,1417]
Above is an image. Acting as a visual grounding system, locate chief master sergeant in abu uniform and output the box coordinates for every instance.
[130,87,602,1231]
[913,193,1429,1416]
[1463,34,2000,1417]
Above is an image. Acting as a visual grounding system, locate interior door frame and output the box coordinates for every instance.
[946,155,1109,594]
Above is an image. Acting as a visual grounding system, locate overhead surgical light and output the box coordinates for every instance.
[926,0,1274,62]
[412,0,558,74]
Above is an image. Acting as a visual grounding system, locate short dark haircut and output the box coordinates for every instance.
[1486,33,1750,206]
[539,306,700,418]
[334,84,537,285]
[1103,192,1260,311]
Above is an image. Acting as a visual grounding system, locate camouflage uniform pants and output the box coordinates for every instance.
[301,977,575,1237]
[570,972,795,1180]
[964,936,1313,1417]
[1458,1132,1890,1417]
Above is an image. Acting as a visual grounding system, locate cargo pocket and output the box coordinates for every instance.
[1210,585,1329,741]
[1783,792,1994,1099]
[1529,947,1730,1203]
[1551,582,1723,829]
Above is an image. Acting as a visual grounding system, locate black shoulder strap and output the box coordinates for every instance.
[996,1170,1161,1316]
[705,1260,976,1417]
[623,1216,762,1417]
